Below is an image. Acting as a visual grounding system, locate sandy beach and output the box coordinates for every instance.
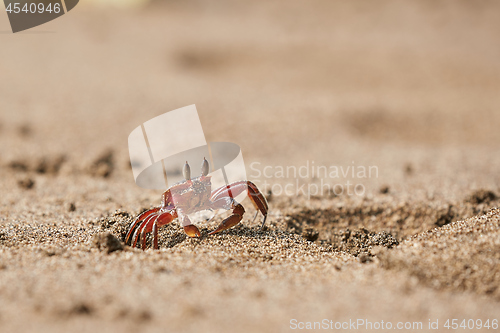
[1,1,500,332]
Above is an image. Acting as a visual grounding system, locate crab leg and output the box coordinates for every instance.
[209,203,245,235]
[140,221,150,250]
[246,181,269,229]
[149,211,177,249]
[210,181,269,228]
[131,213,157,248]
[130,210,177,249]
[152,221,158,249]
[125,207,160,245]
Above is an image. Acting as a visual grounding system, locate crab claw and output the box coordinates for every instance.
[184,225,201,238]
[209,203,245,235]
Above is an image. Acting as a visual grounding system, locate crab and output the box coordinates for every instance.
[125,158,269,249]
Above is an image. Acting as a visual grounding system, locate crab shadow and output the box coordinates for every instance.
[106,210,277,250]
[152,224,275,249]
[161,232,188,248]
[214,225,270,238]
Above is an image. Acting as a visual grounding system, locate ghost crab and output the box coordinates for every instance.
[125,158,269,249]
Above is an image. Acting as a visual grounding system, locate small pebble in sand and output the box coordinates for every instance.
[467,189,497,204]
[18,123,32,137]
[69,303,93,316]
[358,253,372,264]
[88,149,114,178]
[404,163,413,175]
[379,185,390,194]
[18,177,35,189]
[35,155,66,174]
[92,232,124,253]
[301,227,319,242]
[9,160,29,172]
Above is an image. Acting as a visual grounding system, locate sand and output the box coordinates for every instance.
[1,0,500,332]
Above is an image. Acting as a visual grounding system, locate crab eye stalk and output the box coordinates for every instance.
[201,157,209,176]
[183,161,191,180]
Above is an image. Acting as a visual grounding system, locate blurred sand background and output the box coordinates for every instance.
[0,0,499,332]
